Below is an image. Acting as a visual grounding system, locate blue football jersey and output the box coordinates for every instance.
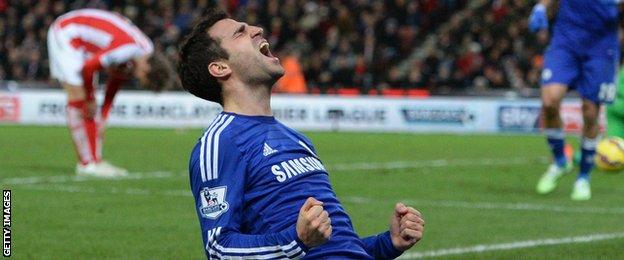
[553,0,619,45]
[189,112,402,259]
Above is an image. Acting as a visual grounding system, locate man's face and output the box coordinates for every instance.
[208,18,284,85]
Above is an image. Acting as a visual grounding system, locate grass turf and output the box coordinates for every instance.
[1,125,623,259]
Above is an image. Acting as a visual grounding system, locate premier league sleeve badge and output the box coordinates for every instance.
[199,186,229,219]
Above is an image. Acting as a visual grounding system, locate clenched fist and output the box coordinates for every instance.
[390,203,424,251]
[296,197,332,248]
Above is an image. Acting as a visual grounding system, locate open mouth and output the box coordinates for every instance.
[259,42,274,58]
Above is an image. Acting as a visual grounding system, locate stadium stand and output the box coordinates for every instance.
[0,0,464,95]
[0,0,619,96]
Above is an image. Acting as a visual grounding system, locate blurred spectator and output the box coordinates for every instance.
[274,50,307,94]
[5,0,612,95]
[0,0,467,92]
[419,0,549,93]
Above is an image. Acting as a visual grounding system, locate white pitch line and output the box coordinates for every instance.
[19,185,624,215]
[328,157,548,171]
[342,196,624,215]
[2,157,546,186]
[1,171,174,185]
[20,187,624,258]
[399,232,624,259]
[23,184,191,197]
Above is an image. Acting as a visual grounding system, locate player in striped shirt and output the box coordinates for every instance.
[47,9,176,177]
[178,10,425,259]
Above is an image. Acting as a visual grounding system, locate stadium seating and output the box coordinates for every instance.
[0,1,579,96]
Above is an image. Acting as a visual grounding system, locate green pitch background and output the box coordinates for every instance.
[1,125,623,259]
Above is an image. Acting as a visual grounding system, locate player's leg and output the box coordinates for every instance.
[65,84,127,177]
[542,84,568,168]
[96,80,128,176]
[573,50,619,200]
[64,83,100,165]
[537,83,573,194]
[47,28,100,168]
[579,99,600,181]
[570,99,600,201]
[96,83,118,163]
[536,45,579,194]
[63,84,96,166]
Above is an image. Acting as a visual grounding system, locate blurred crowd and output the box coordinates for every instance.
[406,0,548,94]
[232,0,468,94]
[0,0,620,94]
[0,0,206,83]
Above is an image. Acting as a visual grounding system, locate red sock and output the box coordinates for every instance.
[67,100,94,165]
[97,82,119,161]
[84,116,100,163]
[96,115,107,162]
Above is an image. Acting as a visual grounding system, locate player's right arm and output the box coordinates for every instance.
[189,125,330,259]
[528,0,552,33]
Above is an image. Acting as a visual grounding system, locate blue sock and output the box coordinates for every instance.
[545,128,567,168]
[579,137,598,181]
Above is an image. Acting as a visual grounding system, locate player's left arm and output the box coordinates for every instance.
[528,0,552,33]
[100,69,126,120]
[97,44,147,119]
[360,203,425,259]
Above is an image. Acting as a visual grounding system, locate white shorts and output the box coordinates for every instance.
[47,27,86,86]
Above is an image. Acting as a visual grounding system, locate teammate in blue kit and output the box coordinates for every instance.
[178,9,425,259]
[529,0,620,200]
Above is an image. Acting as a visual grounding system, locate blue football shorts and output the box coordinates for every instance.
[541,41,619,104]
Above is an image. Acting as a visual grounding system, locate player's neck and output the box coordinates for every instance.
[222,82,272,116]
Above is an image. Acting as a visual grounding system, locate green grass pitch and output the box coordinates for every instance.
[1,125,623,259]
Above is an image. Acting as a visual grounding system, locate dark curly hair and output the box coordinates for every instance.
[178,9,230,104]
[142,51,178,92]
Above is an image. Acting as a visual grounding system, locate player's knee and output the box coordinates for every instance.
[541,83,566,110]
[583,114,599,128]
[542,102,559,112]
[541,93,562,110]
[581,102,600,122]
[541,100,560,119]
[582,111,599,131]
[63,84,86,101]
[543,93,561,104]
[582,110,599,121]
